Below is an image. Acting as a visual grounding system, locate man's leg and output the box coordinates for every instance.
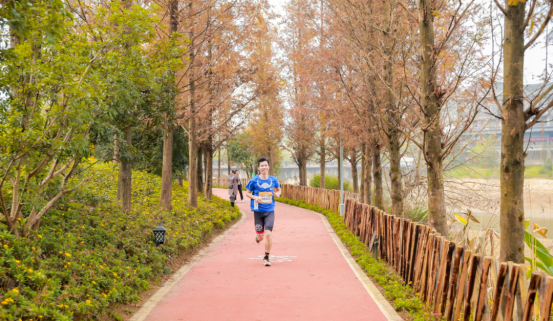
[254,211,265,242]
[262,211,275,266]
[264,230,272,253]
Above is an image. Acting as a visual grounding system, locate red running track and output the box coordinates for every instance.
[141,188,389,321]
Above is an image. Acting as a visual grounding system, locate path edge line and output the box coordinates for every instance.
[129,209,247,321]
[314,210,403,321]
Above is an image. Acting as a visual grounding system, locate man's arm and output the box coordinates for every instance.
[274,187,281,198]
[245,189,261,202]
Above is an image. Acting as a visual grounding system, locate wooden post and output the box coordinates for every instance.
[491,263,508,321]
[445,246,464,321]
[462,255,481,321]
[438,242,455,315]
[538,273,553,321]
[503,263,520,321]
[474,257,491,321]
[453,250,472,321]
[521,273,541,321]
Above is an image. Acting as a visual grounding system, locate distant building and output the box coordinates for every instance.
[463,83,553,165]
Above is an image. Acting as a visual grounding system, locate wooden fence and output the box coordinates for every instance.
[281,184,553,321]
[212,177,248,187]
[280,184,360,213]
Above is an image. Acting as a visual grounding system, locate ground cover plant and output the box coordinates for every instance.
[277,198,444,321]
[0,163,240,320]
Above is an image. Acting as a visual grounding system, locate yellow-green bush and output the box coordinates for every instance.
[0,163,240,320]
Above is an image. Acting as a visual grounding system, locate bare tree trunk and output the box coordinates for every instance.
[383,0,403,216]
[268,146,275,176]
[227,144,231,174]
[217,147,221,179]
[114,134,120,163]
[320,142,326,189]
[160,0,178,212]
[299,154,308,186]
[351,150,359,194]
[197,147,203,193]
[363,144,372,204]
[205,145,213,200]
[499,0,526,263]
[187,1,197,208]
[389,131,403,215]
[360,146,365,200]
[418,0,447,236]
[337,153,341,190]
[373,143,383,209]
[160,127,174,211]
[118,128,132,212]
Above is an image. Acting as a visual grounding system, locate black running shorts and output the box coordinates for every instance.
[254,211,275,235]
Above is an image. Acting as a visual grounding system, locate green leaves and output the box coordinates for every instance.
[0,164,240,320]
[525,230,553,276]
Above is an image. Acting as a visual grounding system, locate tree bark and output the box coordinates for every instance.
[418,0,447,236]
[299,154,308,186]
[351,150,359,194]
[187,1,197,208]
[197,147,203,193]
[363,144,372,204]
[268,145,275,176]
[320,141,326,189]
[160,127,174,211]
[383,0,403,216]
[205,145,213,200]
[227,144,231,175]
[217,147,221,179]
[337,153,341,190]
[360,146,365,200]
[373,143,384,209]
[118,128,132,212]
[114,134,120,163]
[499,0,526,263]
[159,0,178,211]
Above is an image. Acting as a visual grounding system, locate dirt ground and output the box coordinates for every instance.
[441,178,553,253]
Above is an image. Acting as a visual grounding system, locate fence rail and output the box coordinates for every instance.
[281,184,553,321]
[212,177,248,187]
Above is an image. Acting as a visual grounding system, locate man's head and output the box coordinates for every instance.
[257,157,270,175]
[230,170,235,175]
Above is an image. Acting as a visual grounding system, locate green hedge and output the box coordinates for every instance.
[0,163,240,320]
[277,198,443,321]
[309,174,352,192]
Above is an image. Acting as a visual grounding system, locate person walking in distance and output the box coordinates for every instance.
[235,169,244,202]
[245,157,281,266]
[228,170,238,207]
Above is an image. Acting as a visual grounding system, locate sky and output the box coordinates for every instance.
[267,0,553,85]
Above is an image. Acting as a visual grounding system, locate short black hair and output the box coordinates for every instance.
[257,157,270,167]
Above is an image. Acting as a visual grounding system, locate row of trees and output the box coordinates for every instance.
[280,0,553,263]
[0,0,280,236]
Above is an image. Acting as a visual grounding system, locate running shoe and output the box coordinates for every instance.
[255,235,260,244]
[263,256,271,266]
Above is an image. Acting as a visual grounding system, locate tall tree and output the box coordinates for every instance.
[492,0,553,262]
[159,0,179,211]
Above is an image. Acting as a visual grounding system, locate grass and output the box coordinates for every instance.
[0,163,241,320]
[446,164,553,179]
[276,198,444,321]
[446,165,499,179]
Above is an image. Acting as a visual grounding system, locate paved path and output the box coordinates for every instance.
[135,188,393,321]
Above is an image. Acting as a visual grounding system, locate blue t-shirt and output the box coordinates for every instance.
[246,175,280,212]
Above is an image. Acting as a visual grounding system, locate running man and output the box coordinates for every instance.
[245,157,281,266]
